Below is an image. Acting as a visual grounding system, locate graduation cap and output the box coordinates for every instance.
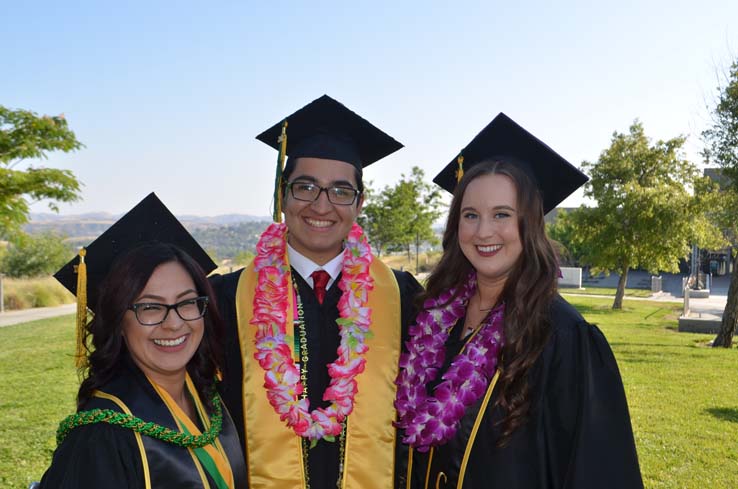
[433,112,588,214]
[54,192,216,366]
[255,94,403,221]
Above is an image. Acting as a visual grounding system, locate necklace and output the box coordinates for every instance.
[394,272,504,452]
[56,389,223,447]
[251,222,374,442]
[293,280,347,488]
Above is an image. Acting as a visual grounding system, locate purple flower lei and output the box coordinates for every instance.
[394,272,504,452]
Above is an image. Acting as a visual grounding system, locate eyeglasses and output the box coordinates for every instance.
[128,296,209,326]
[287,181,360,206]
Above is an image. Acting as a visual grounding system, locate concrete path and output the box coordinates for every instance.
[0,303,75,328]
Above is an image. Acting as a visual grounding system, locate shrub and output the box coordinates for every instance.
[2,276,74,310]
[1,232,71,278]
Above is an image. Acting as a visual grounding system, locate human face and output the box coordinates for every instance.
[122,261,204,385]
[283,157,363,265]
[458,173,523,289]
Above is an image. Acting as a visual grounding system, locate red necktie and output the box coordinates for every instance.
[311,270,330,305]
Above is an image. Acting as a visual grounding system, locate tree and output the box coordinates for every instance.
[1,106,84,237]
[702,60,738,347]
[358,183,401,257]
[567,121,725,309]
[1,232,71,278]
[547,209,591,266]
[360,167,444,270]
[401,167,444,272]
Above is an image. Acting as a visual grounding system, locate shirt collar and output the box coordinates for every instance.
[287,243,343,290]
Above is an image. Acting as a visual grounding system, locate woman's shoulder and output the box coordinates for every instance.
[546,294,610,350]
[39,419,140,488]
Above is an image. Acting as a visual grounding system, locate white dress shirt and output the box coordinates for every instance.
[287,244,343,291]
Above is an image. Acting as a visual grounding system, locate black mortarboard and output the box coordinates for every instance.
[256,94,403,172]
[433,112,588,214]
[256,94,403,222]
[54,192,217,314]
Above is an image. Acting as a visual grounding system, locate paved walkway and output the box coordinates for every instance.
[562,288,728,321]
[0,303,75,328]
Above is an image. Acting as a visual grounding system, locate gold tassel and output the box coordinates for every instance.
[75,248,88,368]
[455,154,465,183]
[273,120,288,223]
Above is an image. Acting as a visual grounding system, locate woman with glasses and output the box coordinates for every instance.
[39,194,246,489]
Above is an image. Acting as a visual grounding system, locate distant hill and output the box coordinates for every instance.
[24,212,272,260]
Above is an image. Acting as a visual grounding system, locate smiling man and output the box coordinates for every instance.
[210,95,422,489]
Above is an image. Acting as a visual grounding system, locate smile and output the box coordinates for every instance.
[305,217,333,228]
[152,335,187,347]
[477,244,502,253]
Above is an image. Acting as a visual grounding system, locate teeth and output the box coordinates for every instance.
[153,336,186,347]
[306,218,332,228]
[477,244,502,253]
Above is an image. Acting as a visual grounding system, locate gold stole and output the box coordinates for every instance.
[152,374,236,489]
[236,258,402,489]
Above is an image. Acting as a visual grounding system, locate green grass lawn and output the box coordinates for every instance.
[560,286,655,298]
[1,298,737,488]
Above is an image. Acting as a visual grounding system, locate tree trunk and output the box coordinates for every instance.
[712,253,738,347]
[612,266,629,310]
[415,238,420,274]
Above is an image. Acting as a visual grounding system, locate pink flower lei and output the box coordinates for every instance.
[251,222,374,441]
[394,272,504,452]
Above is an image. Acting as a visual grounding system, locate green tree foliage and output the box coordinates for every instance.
[360,167,444,267]
[1,232,71,278]
[566,121,725,309]
[702,60,738,347]
[0,106,83,237]
[232,250,255,266]
[547,209,590,266]
[190,221,270,260]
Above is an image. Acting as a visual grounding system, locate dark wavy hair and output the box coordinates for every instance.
[77,242,224,412]
[422,159,559,444]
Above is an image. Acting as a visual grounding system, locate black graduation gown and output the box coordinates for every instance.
[409,295,643,489]
[210,267,422,489]
[38,357,247,489]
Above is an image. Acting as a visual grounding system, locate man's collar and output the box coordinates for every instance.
[287,244,343,290]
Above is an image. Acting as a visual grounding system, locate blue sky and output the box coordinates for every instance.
[4,0,738,217]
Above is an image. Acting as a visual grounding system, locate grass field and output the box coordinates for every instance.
[561,286,655,298]
[1,297,737,488]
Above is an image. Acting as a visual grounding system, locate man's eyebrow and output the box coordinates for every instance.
[290,175,317,182]
[290,176,356,187]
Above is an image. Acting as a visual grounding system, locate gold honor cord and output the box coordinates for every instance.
[455,154,464,183]
[273,120,288,222]
[74,247,88,368]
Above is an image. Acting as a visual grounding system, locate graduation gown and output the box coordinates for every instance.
[210,265,422,489]
[408,295,643,489]
[39,356,247,489]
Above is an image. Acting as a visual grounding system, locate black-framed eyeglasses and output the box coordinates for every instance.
[287,181,360,206]
[128,296,209,326]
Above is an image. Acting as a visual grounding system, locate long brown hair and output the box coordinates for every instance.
[77,243,224,412]
[423,159,559,443]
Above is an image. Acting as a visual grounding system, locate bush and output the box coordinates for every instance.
[2,276,75,310]
[1,232,71,278]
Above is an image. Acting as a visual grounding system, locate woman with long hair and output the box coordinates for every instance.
[39,194,246,489]
[395,114,642,488]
